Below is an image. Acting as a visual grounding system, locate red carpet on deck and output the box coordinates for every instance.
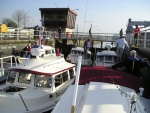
[77,66,150,98]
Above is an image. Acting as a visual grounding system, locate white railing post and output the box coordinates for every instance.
[144,31,147,48]
[0,59,4,76]
[17,28,19,40]
[0,25,2,40]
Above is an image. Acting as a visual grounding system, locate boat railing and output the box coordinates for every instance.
[0,55,17,76]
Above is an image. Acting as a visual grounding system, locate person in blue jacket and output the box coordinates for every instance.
[32,41,41,48]
[111,50,148,76]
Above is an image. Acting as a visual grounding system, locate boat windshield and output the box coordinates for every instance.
[97,56,103,61]
[7,71,52,88]
[7,71,33,84]
[7,71,18,84]
[105,56,113,61]
[34,75,52,88]
[71,50,83,55]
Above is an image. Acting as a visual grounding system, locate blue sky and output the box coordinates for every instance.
[0,0,150,33]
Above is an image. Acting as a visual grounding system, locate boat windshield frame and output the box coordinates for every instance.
[7,70,53,88]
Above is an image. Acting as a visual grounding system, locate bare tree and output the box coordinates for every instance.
[22,10,30,28]
[12,10,30,28]
[12,10,24,28]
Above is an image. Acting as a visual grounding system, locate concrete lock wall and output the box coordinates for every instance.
[0,44,27,56]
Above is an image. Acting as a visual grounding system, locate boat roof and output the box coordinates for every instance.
[71,47,91,54]
[41,45,55,50]
[8,56,75,76]
[97,50,116,56]
[52,82,146,113]
[72,47,84,52]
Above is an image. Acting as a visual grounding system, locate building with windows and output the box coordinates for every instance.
[39,8,78,33]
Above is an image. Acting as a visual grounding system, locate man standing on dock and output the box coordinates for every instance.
[89,27,92,39]
[133,25,140,46]
[58,27,62,38]
[119,28,123,37]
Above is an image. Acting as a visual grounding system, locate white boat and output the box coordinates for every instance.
[66,47,92,66]
[0,49,76,113]
[18,45,59,63]
[51,56,150,113]
[93,44,117,67]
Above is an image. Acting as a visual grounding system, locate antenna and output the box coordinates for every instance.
[68,0,70,8]
[82,0,89,39]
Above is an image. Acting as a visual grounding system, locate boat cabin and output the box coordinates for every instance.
[18,46,57,63]
[0,56,76,113]
[93,44,117,67]
[41,45,56,57]
[94,50,117,66]
[66,47,92,66]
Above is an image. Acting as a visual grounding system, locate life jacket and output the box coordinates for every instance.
[128,56,139,71]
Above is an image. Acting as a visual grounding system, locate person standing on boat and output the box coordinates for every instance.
[115,37,129,62]
[133,25,140,46]
[58,27,62,38]
[87,39,91,51]
[111,50,148,76]
[56,48,60,56]
[119,28,123,37]
[84,39,91,58]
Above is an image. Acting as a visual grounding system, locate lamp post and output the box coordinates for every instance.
[73,9,79,46]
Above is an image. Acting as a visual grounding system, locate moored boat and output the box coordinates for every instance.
[93,44,117,67]
[17,45,59,63]
[0,48,75,113]
[66,47,92,66]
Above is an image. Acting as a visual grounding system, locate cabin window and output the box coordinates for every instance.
[45,50,51,55]
[52,49,55,54]
[97,56,103,61]
[7,71,18,83]
[18,72,33,84]
[71,50,74,54]
[74,51,77,54]
[34,75,51,88]
[69,68,74,79]
[62,71,68,82]
[55,74,63,87]
[105,56,112,61]
[114,56,117,62]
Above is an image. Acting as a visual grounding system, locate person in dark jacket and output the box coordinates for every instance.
[111,50,147,76]
[22,43,31,58]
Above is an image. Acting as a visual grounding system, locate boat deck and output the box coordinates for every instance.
[78,66,150,98]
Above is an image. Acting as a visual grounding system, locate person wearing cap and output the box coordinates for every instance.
[133,25,140,46]
[111,50,147,76]
[32,41,41,48]
[115,36,129,62]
